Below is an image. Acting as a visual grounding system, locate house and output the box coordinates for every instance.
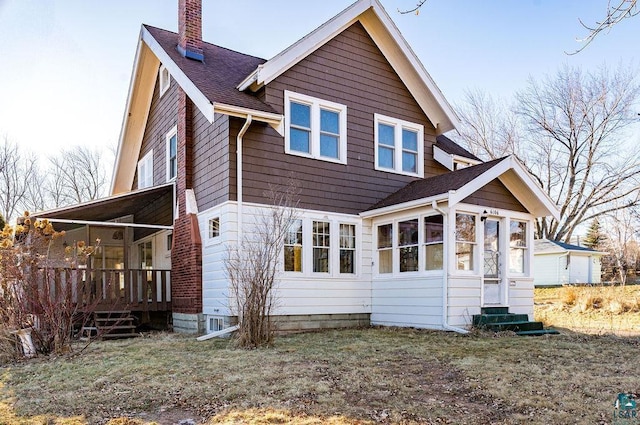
[36,0,559,334]
[533,239,605,287]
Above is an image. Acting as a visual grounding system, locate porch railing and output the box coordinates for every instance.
[35,267,172,312]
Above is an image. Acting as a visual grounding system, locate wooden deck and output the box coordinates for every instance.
[36,267,172,313]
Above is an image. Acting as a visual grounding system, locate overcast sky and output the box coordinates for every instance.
[0,0,638,162]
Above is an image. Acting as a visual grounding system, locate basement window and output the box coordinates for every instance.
[159,65,170,97]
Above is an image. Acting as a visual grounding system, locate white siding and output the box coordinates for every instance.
[571,255,590,284]
[507,277,534,318]
[447,276,481,328]
[533,253,569,286]
[371,276,443,328]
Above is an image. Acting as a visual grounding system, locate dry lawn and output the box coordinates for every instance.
[1,325,640,425]
[535,285,640,335]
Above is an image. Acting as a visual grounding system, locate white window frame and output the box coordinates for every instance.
[208,217,220,240]
[374,113,424,177]
[137,150,153,189]
[166,125,178,182]
[508,220,528,275]
[159,65,170,97]
[455,213,477,274]
[282,217,360,278]
[284,91,347,164]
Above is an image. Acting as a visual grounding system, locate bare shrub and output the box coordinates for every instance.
[225,184,299,348]
[560,287,578,306]
[0,212,98,357]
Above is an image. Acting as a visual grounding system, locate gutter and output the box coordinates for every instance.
[431,200,469,334]
[237,115,253,242]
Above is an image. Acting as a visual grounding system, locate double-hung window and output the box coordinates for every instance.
[455,213,476,271]
[137,151,153,189]
[339,224,356,274]
[166,126,177,182]
[285,91,347,164]
[313,221,330,273]
[284,219,303,272]
[377,224,393,274]
[509,220,527,273]
[374,114,424,177]
[424,215,444,270]
[398,219,419,272]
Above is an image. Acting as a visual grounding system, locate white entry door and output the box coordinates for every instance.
[483,219,503,305]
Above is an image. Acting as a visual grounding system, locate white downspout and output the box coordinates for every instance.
[236,115,253,241]
[432,200,468,334]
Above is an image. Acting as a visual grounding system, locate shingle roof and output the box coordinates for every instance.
[435,135,481,162]
[366,157,507,211]
[534,239,601,254]
[144,25,277,114]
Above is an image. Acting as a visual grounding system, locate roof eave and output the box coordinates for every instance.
[360,194,448,219]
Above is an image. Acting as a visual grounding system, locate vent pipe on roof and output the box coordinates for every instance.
[177,0,204,61]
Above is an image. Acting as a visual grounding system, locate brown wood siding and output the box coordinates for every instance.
[133,75,179,190]
[192,111,232,211]
[462,180,527,213]
[242,22,442,214]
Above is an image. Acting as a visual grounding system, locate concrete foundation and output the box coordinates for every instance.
[172,312,205,334]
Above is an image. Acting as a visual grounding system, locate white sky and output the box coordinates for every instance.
[0,0,638,163]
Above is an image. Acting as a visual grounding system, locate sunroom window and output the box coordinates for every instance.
[377,224,393,274]
[509,220,527,273]
[374,114,424,177]
[284,219,303,272]
[313,221,330,273]
[424,215,444,270]
[285,91,347,164]
[455,213,476,271]
[398,219,419,272]
[339,224,356,274]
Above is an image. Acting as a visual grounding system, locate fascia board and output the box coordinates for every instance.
[360,194,448,218]
[141,26,214,123]
[111,36,159,195]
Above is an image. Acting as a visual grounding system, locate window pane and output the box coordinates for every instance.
[320,109,339,134]
[378,123,395,146]
[377,224,393,249]
[169,135,177,156]
[402,151,417,173]
[509,248,524,273]
[379,249,392,274]
[456,242,474,271]
[320,134,339,158]
[284,220,303,272]
[425,215,443,243]
[209,218,220,238]
[402,129,418,151]
[425,244,443,270]
[290,128,310,153]
[313,221,330,273]
[510,221,527,247]
[290,102,310,127]
[340,224,356,274]
[378,146,394,169]
[400,246,418,272]
[398,219,418,246]
[456,214,476,242]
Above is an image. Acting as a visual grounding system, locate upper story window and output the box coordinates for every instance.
[166,126,177,182]
[159,65,170,97]
[509,220,527,274]
[374,113,424,177]
[137,150,153,189]
[284,91,347,164]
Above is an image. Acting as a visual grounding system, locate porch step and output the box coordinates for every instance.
[93,311,139,340]
[473,308,559,336]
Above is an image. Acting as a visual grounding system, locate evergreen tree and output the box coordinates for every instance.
[583,218,606,250]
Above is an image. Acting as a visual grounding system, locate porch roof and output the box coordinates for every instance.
[33,183,174,233]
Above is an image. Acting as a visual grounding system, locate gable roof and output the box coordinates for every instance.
[112,0,461,194]
[362,155,560,219]
[534,239,607,255]
[238,0,459,134]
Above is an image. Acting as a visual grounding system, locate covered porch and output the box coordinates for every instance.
[34,184,175,316]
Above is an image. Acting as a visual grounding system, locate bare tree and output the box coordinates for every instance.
[571,0,639,54]
[225,183,299,348]
[48,146,107,205]
[0,136,37,222]
[453,65,640,242]
[601,208,640,284]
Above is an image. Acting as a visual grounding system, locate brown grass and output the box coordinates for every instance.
[1,327,640,425]
[535,285,640,335]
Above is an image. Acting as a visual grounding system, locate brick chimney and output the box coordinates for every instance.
[177,0,204,61]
